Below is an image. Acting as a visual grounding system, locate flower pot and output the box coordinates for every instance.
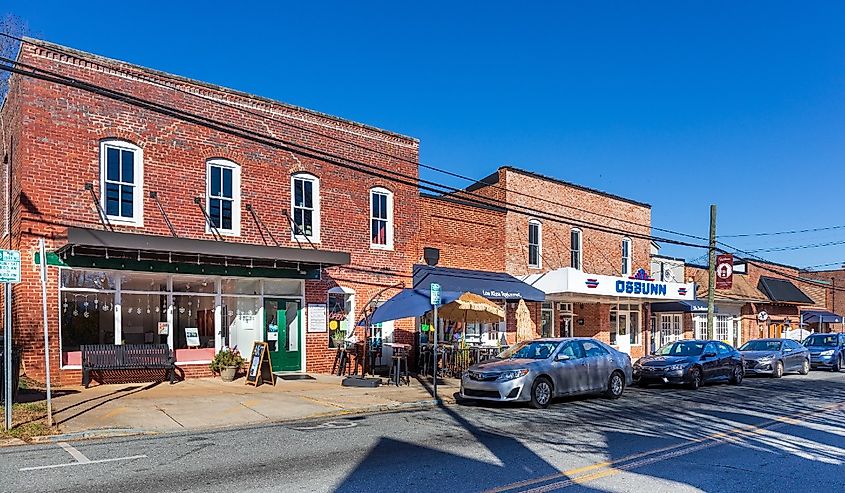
[220,366,238,382]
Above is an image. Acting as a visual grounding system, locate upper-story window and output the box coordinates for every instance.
[528,220,541,268]
[206,159,241,235]
[100,139,143,226]
[621,237,632,275]
[291,173,320,242]
[370,187,394,249]
[570,228,583,270]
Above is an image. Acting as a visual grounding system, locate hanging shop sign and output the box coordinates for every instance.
[245,341,275,387]
[716,254,734,290]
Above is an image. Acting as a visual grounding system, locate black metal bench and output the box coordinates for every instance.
[81,344,176,388]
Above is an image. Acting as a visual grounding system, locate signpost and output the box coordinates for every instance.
[38,240,53,427]
[1,249,21,432]
[430,283,441,401]
[715,254,733,290]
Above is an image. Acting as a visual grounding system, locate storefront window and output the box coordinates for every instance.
[121,272,168,291]
[173,294,216,349]
[328,290,353,348]
[222,296,260,352]
[172,275,216,294]
[120,293,168,345]
[61,292,116,354]
[61,270,115,290]
[264,279,302,296]
[221,278,260,295]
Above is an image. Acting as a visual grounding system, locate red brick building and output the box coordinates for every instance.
[1,39,421,384]
[420,168,695,359]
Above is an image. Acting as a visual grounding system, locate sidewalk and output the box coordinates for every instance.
[32,374,459,438]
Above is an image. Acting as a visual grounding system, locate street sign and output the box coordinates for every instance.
[430,282,441,306]
[715,254,733,290]
[0,250,21,284]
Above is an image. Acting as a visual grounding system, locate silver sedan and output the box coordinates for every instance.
[459,338,633,409]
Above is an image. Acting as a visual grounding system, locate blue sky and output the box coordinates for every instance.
[5,1,845,269]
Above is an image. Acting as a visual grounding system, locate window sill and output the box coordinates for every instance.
[369,244,394,251]
[207,228,241,238]
[106,216,144,228]
[292,235,320,244]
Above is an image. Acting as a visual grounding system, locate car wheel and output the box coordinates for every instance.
[604,371,625,399]
[530,377,553,409]
[687,367,702,390]
[799,359,810,375]
[730,364,744,385]
[833,356,842,373]
[773,361,784,379]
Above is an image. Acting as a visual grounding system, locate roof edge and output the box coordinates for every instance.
[21,37,419,144]
[500,166,652,209]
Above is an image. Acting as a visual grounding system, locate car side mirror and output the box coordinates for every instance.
[703,352,717,358]
[555,354,571,362]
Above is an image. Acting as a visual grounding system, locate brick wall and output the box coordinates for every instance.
[4,40,421,384]
[803,269,845,316]
[418,195,504,271]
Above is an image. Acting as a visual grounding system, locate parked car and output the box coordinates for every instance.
[633,340,744,390]
[803,333,845,371]
[739,338,810,377]
[459,338,633,409]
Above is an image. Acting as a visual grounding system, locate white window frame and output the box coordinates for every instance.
[570,228,583,270]
[528,220,542,268]
[621,237,632,276]
[206,159,241,236]
[291,173,320,243]
[99,139,143,227]
[369,187,394,250]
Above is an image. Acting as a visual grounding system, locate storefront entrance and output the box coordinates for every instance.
[263,299,302,372]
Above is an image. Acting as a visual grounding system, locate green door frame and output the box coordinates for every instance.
[263,298,303,372]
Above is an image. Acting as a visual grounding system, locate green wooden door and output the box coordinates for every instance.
[264,299,302,372]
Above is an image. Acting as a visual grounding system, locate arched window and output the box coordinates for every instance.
[206,158,241,235]
[528,219,542,268]
[327,286,354,349]
[291,173,320,242]
[370,187,394,249]
[100,139,143,226]
[570,228,583,270]
[621,237,632,275]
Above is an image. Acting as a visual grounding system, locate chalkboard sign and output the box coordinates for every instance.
[245,342,275,387]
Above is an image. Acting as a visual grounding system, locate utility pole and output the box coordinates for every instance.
[706,204,717,340]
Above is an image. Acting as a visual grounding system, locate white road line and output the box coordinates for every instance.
[19,455,147,472]
[58,442,91,464]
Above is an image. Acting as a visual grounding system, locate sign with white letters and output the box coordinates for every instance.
[430,283,441,306]
[0,250,21,284]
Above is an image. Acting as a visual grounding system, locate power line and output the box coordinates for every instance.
[0,53,713,252]
[0,33,708,245]
[744,239,845,254]
[718,224,845,238]
[801,260,845,271]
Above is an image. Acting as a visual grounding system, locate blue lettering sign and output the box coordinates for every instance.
[615,280,625,293]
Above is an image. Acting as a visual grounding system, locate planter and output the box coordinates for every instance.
[220,366,238,382]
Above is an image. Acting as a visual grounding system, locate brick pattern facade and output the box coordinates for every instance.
[2,40,420,385]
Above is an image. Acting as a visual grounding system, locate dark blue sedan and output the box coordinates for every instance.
[804,333,845,371]
[633,340,744,390]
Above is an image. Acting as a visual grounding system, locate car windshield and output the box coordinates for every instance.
[740,340,782,352]
[655,341,706,356]
[497,341,560,360]
[804,335,838,347]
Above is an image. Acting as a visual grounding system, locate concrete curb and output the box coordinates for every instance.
[0,396,456,447]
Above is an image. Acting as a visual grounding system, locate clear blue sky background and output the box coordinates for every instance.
[5,1,845,269]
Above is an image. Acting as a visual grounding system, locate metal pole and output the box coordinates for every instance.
[4,282,11,431]
[706,204,717,340]
[433,303,438,401]
[39,239,53,427]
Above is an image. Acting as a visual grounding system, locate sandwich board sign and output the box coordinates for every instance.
[245,341,275,387]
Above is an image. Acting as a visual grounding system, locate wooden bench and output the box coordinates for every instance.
[81,344,176,388]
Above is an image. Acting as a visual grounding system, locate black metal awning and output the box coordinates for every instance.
[54,227,350,277]
[757,276,814,304]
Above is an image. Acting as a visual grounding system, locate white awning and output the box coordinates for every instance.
[521,268,696,303]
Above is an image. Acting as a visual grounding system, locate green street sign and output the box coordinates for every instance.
[0,250,21,284]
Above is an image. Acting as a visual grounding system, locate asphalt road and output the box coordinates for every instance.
[2,370,845,493]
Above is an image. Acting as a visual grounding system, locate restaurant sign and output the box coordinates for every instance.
[482,289,522,299]
[523,267,695,301]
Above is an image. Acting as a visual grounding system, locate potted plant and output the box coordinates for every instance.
[210,348,245,382]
